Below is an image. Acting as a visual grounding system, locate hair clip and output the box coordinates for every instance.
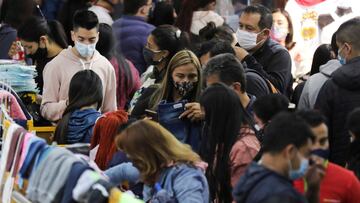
[175,30,181,39]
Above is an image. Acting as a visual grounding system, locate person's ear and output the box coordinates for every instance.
[283,144,296,160]
[262,28,271,38]
[39,35,48,48]
[71,31,76,42]
[161,50,170,59]
[232,82,243,93]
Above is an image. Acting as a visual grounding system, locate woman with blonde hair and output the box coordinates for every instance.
[131,49,203,150]
[113,119,209,202]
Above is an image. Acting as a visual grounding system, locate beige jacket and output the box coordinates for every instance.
[41,47,117,122]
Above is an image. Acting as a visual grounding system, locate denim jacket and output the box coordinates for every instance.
[105,163,209,203]
[143,164,209,203]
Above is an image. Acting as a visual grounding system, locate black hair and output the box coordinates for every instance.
[149,1,176,26]
[253,94,289,124]
[204,53,246,92]
[209,41,236,57]
[17,16,68,49]
[57,0,92,45]
[196,39,218,58]
[96,23,135,110]
[310,44,333,75]
[0,0,36,29]
[151,25,190,62]
[199,22,235,44]
[347,108,360,139]
[262,112,314,153]
[243,4,273,30]
[72,9,99,31]
[54,70,103,144]
[331,32,339,57]
[296,110,327,128]
[336,17,360,51]
[123,0,148,15]
[199,83,244,203]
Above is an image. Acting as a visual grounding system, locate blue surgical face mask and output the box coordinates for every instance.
[75,41,96,58]
[337,46,346,65]
[289,156,309,180]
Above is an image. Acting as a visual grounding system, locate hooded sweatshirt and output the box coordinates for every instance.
[0,24,16,59]
[298,59,341,109]
[67,108,101,144]
[41,47,117,122]
[232,162,306,203]
[315,56,360,166]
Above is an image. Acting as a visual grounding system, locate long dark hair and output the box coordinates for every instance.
[54,70,103,144]
[175,0,216,33]
[96,23,134,109]
[0,0,35,29]
[310,44,333,75]
[17,16,68,49]
[151,24,190,63]
[199,83,244,202]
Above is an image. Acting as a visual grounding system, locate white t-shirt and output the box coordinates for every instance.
[190,10,224,35]
[89,5,114,26]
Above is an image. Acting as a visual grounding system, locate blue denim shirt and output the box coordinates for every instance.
[105,163,209,202]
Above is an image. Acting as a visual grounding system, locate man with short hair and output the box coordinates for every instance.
[295,110,360,203]
[203,53,255,115]
[234,4,292,96]
[233,112,323,203]
[41,10,117,122]
[315,17,360,167]
[112,0,155,74]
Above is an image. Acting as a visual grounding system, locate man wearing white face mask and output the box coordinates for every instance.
[233,4,293,97]
[41,9,117,122]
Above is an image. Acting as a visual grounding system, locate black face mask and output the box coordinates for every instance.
[28,46,48,61]
[143,47,163,66]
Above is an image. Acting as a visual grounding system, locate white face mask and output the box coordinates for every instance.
[75,41,96,58]
[271,26,288,42]
[236,29,259,51]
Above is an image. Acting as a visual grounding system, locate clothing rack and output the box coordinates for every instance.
[0,113,143,203]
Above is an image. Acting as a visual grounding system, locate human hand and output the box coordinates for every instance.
[179,102,204,122]
[233,46,249,61]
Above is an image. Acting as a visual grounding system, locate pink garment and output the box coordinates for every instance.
[17,132,34,173]
[0,90,26,120]
[41,48,117,122]
[110,57,141,110]
[230,125,260,187]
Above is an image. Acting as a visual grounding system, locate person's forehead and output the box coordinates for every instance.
[173,63,197,73]
[240,12,261,28]
[74,27,98,37]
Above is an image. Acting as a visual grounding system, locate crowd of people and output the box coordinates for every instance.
[1,0,360,202]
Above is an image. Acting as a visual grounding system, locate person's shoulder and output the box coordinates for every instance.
[327,162,358,180]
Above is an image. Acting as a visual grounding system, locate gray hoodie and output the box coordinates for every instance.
[298,59,341,109]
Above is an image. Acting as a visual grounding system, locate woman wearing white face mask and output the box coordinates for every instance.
[271,9,305,82]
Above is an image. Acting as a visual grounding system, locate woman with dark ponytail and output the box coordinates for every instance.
[96,23,141,110]
[54,70,103,144]
[11,16,68,94]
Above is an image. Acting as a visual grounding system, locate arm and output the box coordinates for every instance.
[235,46,291,93]
[104,162,140,185]
[297,80,311,109]
[230,140,259,187]
[172,169,208,203]
[101,64,117,113]
[40,63,67,122]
